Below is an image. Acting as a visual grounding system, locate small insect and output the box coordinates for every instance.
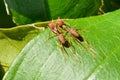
[62,25,84,42]
[48,22,80,63]
[48,22,70,47]
[56,19,84,42]
[56,19,97,57]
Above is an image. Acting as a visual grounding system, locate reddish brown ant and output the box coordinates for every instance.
[48,22,70,48]
[56,19,84,42]
[48,22,80,63]
[56,19,97,57]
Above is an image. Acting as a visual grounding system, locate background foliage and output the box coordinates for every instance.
[0,0,120,80]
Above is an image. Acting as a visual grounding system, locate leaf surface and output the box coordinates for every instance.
[3,9,120,80]
[0,24,44,71]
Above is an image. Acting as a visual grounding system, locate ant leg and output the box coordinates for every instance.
[58,41,67,61]
[44,31,51,43]
[64,31,69,36]
[73,39,83,54]
[58,41,75,65]
[89,47,98,58]
[85,42,98,58]
[69,43,81,63]
[79,36,98,57]
[44,31,56,43]
[76,38,98,58]
[74,38,91,53]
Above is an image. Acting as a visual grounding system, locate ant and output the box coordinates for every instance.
[56,19,84,42]
[48,22,70,48]
[56,19,97,57]
[48,22,80,63]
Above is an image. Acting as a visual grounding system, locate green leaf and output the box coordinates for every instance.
[0,24,45,71]
[3,9,120,80]
[5,0,101,25]
[47,0,101,18]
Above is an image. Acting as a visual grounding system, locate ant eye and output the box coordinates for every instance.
[56,19,64,27]
[48,22,56,30]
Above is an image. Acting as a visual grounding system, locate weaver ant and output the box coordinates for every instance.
[48,22,70,47]
[48,22,80,63]
[56,19,97,57]
[56,19,84,42]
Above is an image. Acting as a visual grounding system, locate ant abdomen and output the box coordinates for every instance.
[58,34,70,48]
[69,28,84,42]
[77,35,84,42]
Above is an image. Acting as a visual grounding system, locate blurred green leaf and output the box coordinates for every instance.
[47,0,101,18]
[0,0,16,28]
[3,9,120,80]
[0,24,45,71]
[5,0,101,25]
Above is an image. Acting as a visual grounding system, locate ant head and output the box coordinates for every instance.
[48,22,56,30]
[56,19,64,27]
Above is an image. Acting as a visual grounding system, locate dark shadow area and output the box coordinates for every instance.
[0,63,5,80]
[103,0,120,12]
[44,0,51,20]
[0,0,16,28]
[5,0,51,25]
